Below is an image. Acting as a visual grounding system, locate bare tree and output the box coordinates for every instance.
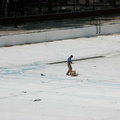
[0,0,2,17]
[1,0,10,17]
[85,0,89,6]
[109,0,116,6]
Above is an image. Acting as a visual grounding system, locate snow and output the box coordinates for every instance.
[0,34,120,120]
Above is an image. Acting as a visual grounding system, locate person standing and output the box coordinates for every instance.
[66,55,73,75]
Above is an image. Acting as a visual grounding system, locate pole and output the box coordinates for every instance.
[14,0,18,28]
[92,0,96,20]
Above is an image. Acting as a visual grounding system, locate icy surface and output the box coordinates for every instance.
[0,34,120,120]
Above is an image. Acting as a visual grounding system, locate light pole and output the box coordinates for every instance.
[92,0,95,20]
[73,0,76,11]
[13,0,18,28]
[90,0,101,34]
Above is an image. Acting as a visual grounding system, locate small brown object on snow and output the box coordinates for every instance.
[70,70,76,76]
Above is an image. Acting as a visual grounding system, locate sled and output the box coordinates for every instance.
[70,70,77,76]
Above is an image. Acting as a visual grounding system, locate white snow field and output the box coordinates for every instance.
[0,34,120,120]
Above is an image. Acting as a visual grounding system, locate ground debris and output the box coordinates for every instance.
[33,99,42,102]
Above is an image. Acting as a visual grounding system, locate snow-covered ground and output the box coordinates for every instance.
[0,34,120,120]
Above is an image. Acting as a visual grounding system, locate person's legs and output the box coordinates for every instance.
[66,64,72,75]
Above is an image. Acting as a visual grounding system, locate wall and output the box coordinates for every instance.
[0,23,120,47]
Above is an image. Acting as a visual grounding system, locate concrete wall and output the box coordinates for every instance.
[0,23,120,47]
